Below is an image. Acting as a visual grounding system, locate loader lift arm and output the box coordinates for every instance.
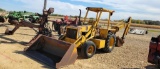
[115,17,132,47]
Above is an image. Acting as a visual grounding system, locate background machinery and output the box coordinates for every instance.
[5,0,54,45]
[0,11,39,24]
[7,11,40,24]
[25,7,132,68]
[148,35,160,68]
[129,28,148,35]
[52,9,82,35]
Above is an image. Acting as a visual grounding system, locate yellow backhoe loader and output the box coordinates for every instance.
[25,7,132,68]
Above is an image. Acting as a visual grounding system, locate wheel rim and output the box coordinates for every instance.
[87,46,94,56]
[109,37,115,49]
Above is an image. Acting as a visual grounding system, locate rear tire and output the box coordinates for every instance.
[81,41,96,59]
[102,32,116,53]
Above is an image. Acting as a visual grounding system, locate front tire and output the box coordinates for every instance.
[102,32,116,53]
[81,41,96,59]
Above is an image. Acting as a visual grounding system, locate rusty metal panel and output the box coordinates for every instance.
[25,35,78,68]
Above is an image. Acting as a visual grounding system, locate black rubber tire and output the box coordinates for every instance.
[29,18,33,23]
[81,41,96,59]
[102,32,116,53]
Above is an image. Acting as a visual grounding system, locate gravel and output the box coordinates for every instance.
[0,23,159,69]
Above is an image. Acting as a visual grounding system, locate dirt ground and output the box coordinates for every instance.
[0,23,160,69]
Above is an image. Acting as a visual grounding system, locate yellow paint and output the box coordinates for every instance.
[90,39,105,49]
[99,29,108,38]
[109,37,115,48]
[79,25,92,32]
[60,7,132,52]
[87,45,94,55]
[64,37,76,43]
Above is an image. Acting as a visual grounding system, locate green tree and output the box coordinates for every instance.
[0,8,5,11]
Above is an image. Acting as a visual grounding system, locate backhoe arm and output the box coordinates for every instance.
[121,17,132,39]
[5,20,39,35]
[116,17,132,47]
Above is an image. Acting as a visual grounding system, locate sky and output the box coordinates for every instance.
[0,0,160,21]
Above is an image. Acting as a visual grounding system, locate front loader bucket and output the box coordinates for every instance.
[24,35,78,68]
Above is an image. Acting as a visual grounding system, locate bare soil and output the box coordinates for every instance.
[0,23,160,69]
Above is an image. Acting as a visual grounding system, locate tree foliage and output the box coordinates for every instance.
[131,19,160,25]
[115,19,160,25]
[0,8,5,11]
[143,20,160,25]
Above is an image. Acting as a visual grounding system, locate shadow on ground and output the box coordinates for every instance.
[14,51,56,69]
[16,33,35,36]
[14,48,101,69]
[0,23,10,27]
[0,33,29,45]
[145,65,159,69]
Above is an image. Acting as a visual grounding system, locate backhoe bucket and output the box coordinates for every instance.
[0,16,5,23]
[24,35,78,68]
[116,36,124,47]
[5,20,20,35]
[5,27,14,35]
